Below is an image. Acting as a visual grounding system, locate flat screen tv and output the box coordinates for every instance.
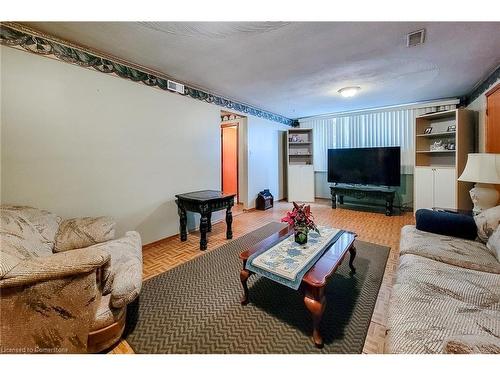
[327,146,401,186]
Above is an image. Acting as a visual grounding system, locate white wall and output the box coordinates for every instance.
[246,117,288,208]
[1,46,290,244]
[467,78,500,152]
[1,47,223,244]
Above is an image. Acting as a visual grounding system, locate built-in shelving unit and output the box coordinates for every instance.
[287,128,314,202]
[414,109,476,211]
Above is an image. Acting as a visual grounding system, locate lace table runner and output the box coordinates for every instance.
[246,226,344,290]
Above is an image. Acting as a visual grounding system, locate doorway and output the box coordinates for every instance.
[221,123,239,201]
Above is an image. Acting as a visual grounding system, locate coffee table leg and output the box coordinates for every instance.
[304,286,326,348]
[349,246,356,273]
[240,264,252,305]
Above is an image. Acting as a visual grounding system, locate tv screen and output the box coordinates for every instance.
[327,147,401,186]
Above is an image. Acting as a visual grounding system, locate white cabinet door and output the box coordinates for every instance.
[434,167,457,209]
[288,165,315,202]
[302,165,315,202]
[414,167,434,211]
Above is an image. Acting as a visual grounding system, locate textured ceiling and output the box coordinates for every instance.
[22,22,500,118]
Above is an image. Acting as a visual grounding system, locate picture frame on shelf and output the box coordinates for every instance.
[447,125,456,132]
[424,127,433,134]
[430,140,445,151]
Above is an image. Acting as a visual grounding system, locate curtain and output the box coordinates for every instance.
[300,103,456,174]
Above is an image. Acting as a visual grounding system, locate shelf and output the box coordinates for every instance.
[415,165,456,169]
[416,150,456,154]
[416,109,456,120]
[416,131,456,138]
[289,154,312,156]
[289,142,311,145]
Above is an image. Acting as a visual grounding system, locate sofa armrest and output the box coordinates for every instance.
[0,247,110,288]
[89,231,142,308]
[415,209,477,240]
[54,217,116,252]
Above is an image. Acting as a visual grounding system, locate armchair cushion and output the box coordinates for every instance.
[91,294,126,331]
[87,231,142,308]
[1,205,61,249]
[54,216,115,253]
[0,247,110,288]
[400,225,500,274]
[1,208,53,278]
[415,209,477,240]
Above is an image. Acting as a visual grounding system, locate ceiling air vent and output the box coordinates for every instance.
[406,29,425,47]
[167,80,185,94]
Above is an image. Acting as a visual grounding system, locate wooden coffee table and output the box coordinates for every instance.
[239,225,356,348]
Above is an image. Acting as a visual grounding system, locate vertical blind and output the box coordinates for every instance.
[299,103,456,175]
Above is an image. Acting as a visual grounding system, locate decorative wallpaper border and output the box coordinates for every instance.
[465,65,500,105]
[0,23,295,126]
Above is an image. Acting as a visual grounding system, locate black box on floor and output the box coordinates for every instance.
[256,189,273,210]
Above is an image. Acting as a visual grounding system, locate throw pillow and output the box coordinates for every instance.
[474,205,500,243]
[415,209,477,240]
[54,217,116,252]
[486,226,500,262]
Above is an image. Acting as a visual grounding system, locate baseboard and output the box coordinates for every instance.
[142,206,247,249]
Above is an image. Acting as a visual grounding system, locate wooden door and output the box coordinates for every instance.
[414,167,434,211]
[434,167,457,209]
[486,83,500,196]
[221,124,238,199]
[486,83,500,152]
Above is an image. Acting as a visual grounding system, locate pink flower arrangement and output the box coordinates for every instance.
[281,202,319,234]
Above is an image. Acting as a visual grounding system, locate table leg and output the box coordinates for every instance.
[331,192,337,209]
[338,195,344,205]
[385,195,394,216]
[207,212,212,232]
[178,205,187,241]
[304,286,326,348]
[200,214,209,250]
[240,267,252,305]
[349,245,356,274]
[226,207,233,239]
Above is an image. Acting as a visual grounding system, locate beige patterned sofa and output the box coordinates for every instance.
[385,213,500,354]
[0,205,142,353]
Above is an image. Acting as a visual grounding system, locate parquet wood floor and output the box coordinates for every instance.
[109,199,414,354]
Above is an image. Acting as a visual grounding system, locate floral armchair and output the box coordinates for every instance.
[0,205,142,353]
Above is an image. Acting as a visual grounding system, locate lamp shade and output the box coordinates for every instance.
[458,153,500,184]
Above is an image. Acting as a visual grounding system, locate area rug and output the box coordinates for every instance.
[124,222,390,353]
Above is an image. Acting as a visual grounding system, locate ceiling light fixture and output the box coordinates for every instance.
[338,86,361,98]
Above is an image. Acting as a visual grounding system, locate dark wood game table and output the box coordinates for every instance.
[175,190,236,250]
[239,225,356,348]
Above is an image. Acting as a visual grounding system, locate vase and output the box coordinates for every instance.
[294,228,308,245]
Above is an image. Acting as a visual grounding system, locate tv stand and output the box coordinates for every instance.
[330,184,396,216]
